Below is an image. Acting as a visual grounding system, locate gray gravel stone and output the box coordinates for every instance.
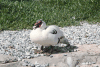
[30,64,35,67]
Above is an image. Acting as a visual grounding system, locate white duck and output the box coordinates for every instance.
[30,19,70,53]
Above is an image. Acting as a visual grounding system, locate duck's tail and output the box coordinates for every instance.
[59,36,70,46]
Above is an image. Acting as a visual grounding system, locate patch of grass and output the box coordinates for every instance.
[0,0,100,30]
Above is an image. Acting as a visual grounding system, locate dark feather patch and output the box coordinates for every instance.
[52,29,57,34]
[57,38,60,44]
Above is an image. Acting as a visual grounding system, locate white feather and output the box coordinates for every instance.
[30,21,68,46]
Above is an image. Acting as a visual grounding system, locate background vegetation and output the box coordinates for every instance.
[0,0,100,30]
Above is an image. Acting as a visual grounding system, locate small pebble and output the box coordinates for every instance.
[82,62,86,65]
[82,62,92,65]
[64,54,67,56]
[45,63,49,66]
[24,60,29,63]
[28,63,31,66]
[35,61,39,65]
[34,54,38,57]
[37,54,41,57]
[85,62,89,65]
[53,64,56,66]
[41,64,46,67]
[26,56,31,59]
[88,62,92,65]
[93,65,99,67]
[12,58,18,62]
[18,57,22,61]
[25,52,30,56]
[31,64,35,67]
[22,63,28,66]
[50,55,53,58]
[92,62,96,64]
[35,65,40,67]
[40,54,44,56]
[2,60,9,64]
[76,65,80,67]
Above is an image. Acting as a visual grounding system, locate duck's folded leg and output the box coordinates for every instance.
[40,45,46,53]
[41,45,50,53]
[41,45,54,56]
[45,45,54,56]
[48,45,54,54]
[41,45,44,51]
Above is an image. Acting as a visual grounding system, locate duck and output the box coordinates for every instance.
[30,19,70,54]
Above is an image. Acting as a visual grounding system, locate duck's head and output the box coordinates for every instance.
[34,19,46,29]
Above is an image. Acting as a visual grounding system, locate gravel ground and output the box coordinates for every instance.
[0,22,100,67]
[61,22,100,45]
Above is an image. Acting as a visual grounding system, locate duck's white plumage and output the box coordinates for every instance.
[30,20,69,46]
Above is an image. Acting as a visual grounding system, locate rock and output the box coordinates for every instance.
[0,54,18,64]
[0,61,21,67]
[97,56,100,64]
[15,44,100,67]
[57,62,68,67]
[22,52,87,67]
[82,56,98,63]
[67,57,72,67]
[0,44,100,67]
[23,54,68,67]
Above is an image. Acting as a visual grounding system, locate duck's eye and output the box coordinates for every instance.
[38,21,42,24]
[37,21,42,25]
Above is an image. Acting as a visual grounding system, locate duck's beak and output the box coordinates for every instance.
[34,20,42,29]
[34,23,37,26]
[33,23,37,29]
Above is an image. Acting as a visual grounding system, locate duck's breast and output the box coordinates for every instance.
[30,28,43,43]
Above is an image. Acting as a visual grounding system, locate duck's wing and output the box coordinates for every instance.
[43,25,64,40]
[44,25,62,34]
[50,29,57,34]
[45,25,70,46]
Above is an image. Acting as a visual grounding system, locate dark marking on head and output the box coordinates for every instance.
[34,20,43,28]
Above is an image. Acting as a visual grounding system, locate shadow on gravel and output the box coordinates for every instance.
[43,45,78,54]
